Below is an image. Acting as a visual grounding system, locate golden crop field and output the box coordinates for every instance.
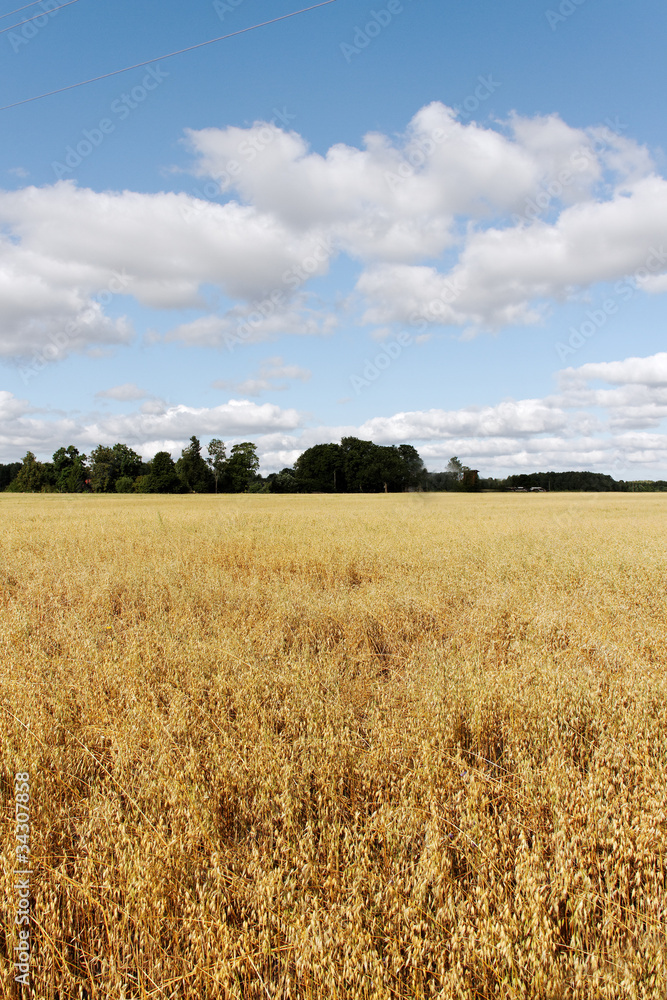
[1,492,666,999]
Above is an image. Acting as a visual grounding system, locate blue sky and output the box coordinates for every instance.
[1,0,666,477]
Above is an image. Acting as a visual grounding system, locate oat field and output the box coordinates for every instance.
[1,492,666,999]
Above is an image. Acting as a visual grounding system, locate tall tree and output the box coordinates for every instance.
[147,452,184,493]
[206,438,227,493]
[225,442,260,493]
[397,444,426,489]
[89,443,144,492]
[177,436,215,493]
[5,452,50,492]
[294,443,346,492]
[340,437,379,492]
[446,456,464,481]
[52,446,89,493]
[340,438,412,492]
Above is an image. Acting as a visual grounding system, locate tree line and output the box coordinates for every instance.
[0,437,441,495]
[502,471,667,492]
[0,440,665,493]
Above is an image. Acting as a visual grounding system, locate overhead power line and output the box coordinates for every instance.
[0,0,338,113]
[0,0,56,20]
[0,0,81,36]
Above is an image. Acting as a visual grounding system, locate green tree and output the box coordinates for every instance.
[176,436,215,493]
[340,437,380,492]
[294,443,345,492]
[340,437,411,492]
[206,438,227,493]
[115,476,134,493]
[225,442,260,493]
[446,456,464,481]
[267,467,298,493]
[133,475,153,494]
[52,446,89,492]
[397,444,426,489]
[5,452,49,492]
[0,462,22,491]
[90,443,144,492]
[147,452,184,493]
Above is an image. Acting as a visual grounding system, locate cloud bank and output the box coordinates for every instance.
[0,104,665,359]
[2,353,666,477]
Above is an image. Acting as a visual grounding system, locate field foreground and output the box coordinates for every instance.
[1,492,666,999]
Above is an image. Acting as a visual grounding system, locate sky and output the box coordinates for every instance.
[1,0,666,478]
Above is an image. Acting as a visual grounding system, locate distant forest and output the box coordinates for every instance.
[1,437,666,494]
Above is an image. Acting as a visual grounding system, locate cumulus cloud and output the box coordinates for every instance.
[0,105,664,359]
[185,103,664,332]
[560,352,667,387]
[0,394,305,463]
[0,182,336,358]
[82,399,303,455]
[2,352,667,476]
[357,398,571,443]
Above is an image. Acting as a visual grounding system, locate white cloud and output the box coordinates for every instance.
[2,351,666,475]
[0,182,337,358]
[81,400,303,457]
[167,296,337,349]
[560,352,667,387]
[357,398,571,443]
[0,394,304,463]
[0,106,663,360]
[96,382,148,401]
[212,356,311,395]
